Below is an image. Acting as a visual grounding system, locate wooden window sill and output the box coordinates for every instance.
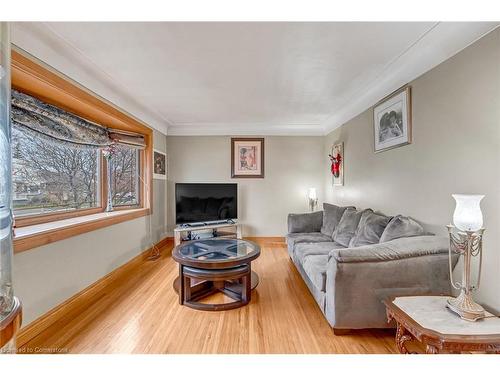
[13,208,150,254]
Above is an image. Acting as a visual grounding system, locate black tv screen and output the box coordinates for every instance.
[175,183,237,225]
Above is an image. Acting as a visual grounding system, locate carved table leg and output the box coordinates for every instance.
[395,322,413,354]
[425,344,439,354]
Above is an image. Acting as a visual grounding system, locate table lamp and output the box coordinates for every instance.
[308,188,318,212]
[446,194,486,321]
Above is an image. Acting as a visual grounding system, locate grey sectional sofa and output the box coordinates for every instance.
[287,203,456,333]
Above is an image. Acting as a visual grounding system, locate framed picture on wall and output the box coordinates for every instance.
[231,138,264,178]
[329,142,344,186]
[153,149,167,180]
[373,86,412,153]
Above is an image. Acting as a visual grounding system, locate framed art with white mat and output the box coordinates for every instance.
[373,86,412,153]
[231,138,264,178]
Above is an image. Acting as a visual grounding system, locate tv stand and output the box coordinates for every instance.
[179,219,235,229]
[174,221,242,246]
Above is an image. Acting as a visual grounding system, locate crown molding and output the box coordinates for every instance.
[321,22,500,135]
[11,22,172,136]
[167,123,325,136]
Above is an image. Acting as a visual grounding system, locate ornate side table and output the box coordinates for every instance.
[384,296,500,354]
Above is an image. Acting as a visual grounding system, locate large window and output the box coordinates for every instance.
[12,127,101,217]
[12,127,141,220]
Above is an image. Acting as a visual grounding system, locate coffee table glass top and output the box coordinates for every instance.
[175,238,260,263]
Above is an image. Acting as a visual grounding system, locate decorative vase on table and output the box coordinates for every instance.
[0,22,22,354]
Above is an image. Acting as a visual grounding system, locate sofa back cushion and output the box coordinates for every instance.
[332,208,370,247]
[288,211,324,233]
[320,203,353,237]
[379,215,426,243]
[348,210,391,247]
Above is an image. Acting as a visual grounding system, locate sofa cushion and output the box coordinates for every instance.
[320,203,353,237]
[332,208,371,247]
[286,232,333,258]
[294,241,346,265]
[286,232,333,248]
[302,254,329,292]
[330,235,448,263]
[349,210,391,247]
[288,211,323,233]
[379,215,426,243]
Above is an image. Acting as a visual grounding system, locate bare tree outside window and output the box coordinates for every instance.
[12,127,100,216]
[111,145,139,207]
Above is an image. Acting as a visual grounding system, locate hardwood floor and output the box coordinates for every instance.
[19,239,397,354]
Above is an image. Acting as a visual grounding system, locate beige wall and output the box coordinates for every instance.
[324,29,500,311]
[14,129,168,325]
[166,136,324,236]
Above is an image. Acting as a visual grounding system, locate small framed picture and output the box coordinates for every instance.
[231,138,264,178]
[330,142,344,186]
[153,149,167,180]
[373,86,412,153]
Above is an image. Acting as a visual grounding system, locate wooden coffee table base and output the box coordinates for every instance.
[173,265,259,311]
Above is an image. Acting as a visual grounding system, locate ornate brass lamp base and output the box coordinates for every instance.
[447,291,485,322]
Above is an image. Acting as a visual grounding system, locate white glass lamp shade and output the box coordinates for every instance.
[452,194,484,232]
[308,188,317,201]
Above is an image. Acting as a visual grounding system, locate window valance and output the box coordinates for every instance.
[109,130,146,149]
[11,90,146,150]
[11,89,113,148]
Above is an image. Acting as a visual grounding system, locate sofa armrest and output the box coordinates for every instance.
[324,235,456,329]
[329,235,449,263]
[287,211,323,233]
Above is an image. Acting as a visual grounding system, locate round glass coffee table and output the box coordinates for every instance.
[172,238,261,311]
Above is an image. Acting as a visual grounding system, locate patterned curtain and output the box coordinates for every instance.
[11,89,113,149]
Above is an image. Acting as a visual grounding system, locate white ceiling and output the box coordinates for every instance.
[11,22,499,136]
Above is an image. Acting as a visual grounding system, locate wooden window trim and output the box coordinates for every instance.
[11,47,154,250]
[14,208,105,228]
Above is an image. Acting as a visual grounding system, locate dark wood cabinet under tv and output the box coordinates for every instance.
[173,222,242,246]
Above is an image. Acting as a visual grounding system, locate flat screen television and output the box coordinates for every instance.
[175,183,237,225]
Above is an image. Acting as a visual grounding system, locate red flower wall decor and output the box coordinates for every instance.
[329,152,341,177]
[328,142,344,186]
